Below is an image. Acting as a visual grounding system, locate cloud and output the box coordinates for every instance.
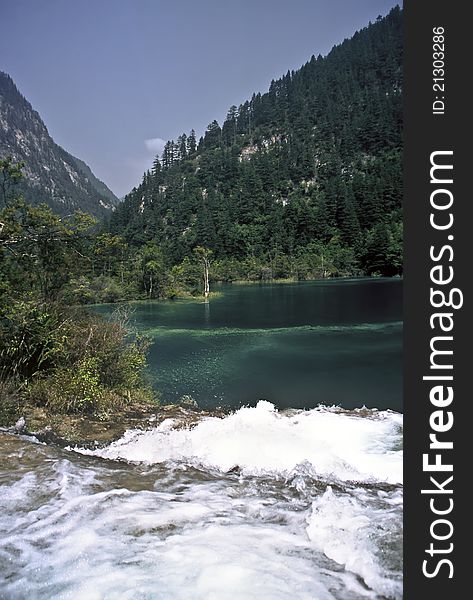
[144,137,166,154]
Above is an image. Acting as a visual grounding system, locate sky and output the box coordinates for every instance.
[1,0,400,197]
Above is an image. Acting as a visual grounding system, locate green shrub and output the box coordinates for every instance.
[1,299,156,416]
[60,276,97,305]
[0,299,69,379]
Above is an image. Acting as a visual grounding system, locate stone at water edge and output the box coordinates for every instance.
[14,417,26,433]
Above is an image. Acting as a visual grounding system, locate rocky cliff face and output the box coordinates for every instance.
[0,71,118,217]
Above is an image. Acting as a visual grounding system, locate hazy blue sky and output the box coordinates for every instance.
[1,0,400,197]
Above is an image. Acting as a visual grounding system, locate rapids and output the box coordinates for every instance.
[0,402,402,599]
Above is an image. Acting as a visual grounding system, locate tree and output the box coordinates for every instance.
[139,244,167,298]
[338,184,360,246]
[187,129,197,155]
[177,134,188,161]
[0,156,24,207]
[162,141,175,169]
[93,233,127,278]
[202,120,222,149]
[222,105,238,146]
[193,246,212,299]
[151,156,162,179]
[0,196,100,299]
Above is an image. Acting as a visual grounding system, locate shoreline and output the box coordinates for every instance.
[88,274,402,308]
[0,399,403,450]
[0,400,228,449]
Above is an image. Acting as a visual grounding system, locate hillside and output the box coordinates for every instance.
[0,71,118,217]
[111,7,402,277]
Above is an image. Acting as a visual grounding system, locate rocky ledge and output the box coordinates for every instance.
[0,399,227,449]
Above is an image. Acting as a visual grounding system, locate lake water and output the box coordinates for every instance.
[104,277,403,412]
[0,278,403,599]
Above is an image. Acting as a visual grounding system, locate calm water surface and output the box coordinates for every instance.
[98,277,402,411]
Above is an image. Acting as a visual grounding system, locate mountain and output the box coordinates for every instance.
[0,71,119,217]
[69,155,118,207]
[111,7,402,276]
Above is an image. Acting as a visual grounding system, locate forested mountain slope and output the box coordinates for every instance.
[111,7,402,277]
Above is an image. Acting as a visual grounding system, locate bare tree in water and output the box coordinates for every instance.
[193,246,212,300]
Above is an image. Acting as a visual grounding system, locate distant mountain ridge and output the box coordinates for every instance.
[0,71,118,217]
[69,154,118,206]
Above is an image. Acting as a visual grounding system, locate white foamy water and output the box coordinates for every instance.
[0,403,403,599]
[307,486,403,599]
[77,401,403,485]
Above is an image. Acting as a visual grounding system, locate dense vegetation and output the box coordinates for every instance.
[0,159,154,425]
[110,7,403,283]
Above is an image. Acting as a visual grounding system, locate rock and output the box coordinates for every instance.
[177,395,199,409]
[227,465,241,474]
[32,426,69,447]
[14,417,26,433]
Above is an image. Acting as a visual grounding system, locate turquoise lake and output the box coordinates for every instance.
[97,277,402,411]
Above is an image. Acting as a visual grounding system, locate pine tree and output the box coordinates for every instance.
[177,134,187,161]
[187,129,197,155]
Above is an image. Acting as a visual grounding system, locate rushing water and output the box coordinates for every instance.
[98,277,403,411]
[0,278,403,599]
